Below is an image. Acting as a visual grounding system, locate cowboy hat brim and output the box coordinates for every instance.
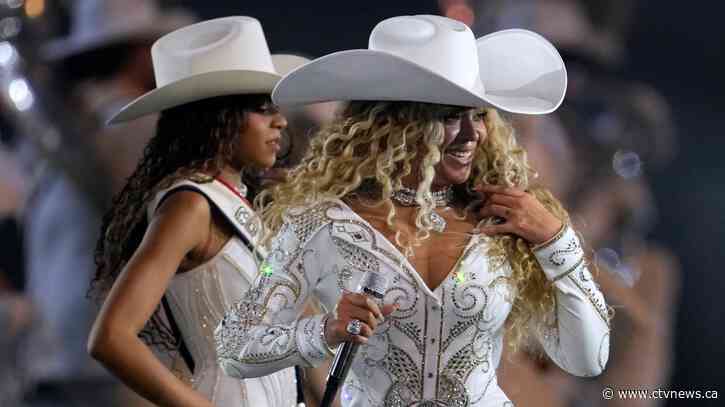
[477,29,567,114]
[108,70,280,124]
[108,53,308,124]
[42,10,194,61]
[273,29,566,115]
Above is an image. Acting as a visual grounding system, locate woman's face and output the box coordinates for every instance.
[431,108,487,189]
[234,101,288,169]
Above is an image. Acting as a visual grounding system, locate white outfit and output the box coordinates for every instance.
[149,179,296,407]
[216,199,610,406]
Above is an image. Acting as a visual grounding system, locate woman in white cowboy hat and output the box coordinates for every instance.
[88,16,308,407]
[216,14,610,407]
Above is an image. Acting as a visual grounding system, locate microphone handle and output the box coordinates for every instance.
[320,341,359,407]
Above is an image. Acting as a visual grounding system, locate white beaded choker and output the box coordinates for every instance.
[390,186,453,207]
[390,186,453,233]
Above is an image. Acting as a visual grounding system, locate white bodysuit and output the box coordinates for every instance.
[216,199,610,406]
[150,179,297,407]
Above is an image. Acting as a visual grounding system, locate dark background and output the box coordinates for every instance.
[626,1,725,401]
[178,0,725,403]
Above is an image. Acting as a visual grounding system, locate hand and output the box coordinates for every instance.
[325,292,398,347]
[475,184,563,246]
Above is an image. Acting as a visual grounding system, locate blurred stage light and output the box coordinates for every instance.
[8,77,34,111]
[25,0,43,18]
[0,16,22,39]
[596,247,621,270]
[0,40,17,66]
[597,247,639,287]
[444,3,474,27]
[4,0,23,9]
[613,149,642,179]
[439,0,474,27]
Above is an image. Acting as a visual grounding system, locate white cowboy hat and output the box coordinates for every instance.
[273,15,567,115]
[42,0,195,61]
[108,17,309,124]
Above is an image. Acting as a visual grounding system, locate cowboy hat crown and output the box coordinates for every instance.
[370,15,483,94]
[43,0,194,61]
[108,16,308,124]
[273,14,567,115]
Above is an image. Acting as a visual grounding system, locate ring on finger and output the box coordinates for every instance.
[346,319,362,336]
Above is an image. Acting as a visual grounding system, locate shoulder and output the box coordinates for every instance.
[153,189,212,231]
[274,198,348,245]
[284,198,345,225]
[134,188,213,257]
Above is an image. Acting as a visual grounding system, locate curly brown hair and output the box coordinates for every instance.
[91,94,272,351]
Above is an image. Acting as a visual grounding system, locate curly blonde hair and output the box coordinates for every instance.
[257,101,569,349]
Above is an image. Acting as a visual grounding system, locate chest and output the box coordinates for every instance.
[352,205,477,292]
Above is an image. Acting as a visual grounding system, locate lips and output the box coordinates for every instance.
[266,137,281,152]
[444,144,475,166]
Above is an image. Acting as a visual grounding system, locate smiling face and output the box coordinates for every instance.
[233,100,288,170]
[431,107,487,189]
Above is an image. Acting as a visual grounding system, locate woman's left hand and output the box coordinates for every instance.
[475,184,563,246]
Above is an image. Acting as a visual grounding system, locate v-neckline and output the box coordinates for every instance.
[335,199,479,296]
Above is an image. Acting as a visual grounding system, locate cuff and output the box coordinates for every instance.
[532,225,585,282]
[296,314,333,367]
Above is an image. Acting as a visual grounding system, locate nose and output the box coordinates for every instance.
[459,113,479,143]
[271,112,288,130]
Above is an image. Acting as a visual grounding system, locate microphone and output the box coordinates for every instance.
[320,271,389,407]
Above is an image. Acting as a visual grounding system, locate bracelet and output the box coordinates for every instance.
[319,314,338,356]
[530,222,567,252]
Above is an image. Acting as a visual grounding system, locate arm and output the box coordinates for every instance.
[477,184,610,377]
[215,213,393,379]
[88,191,215,407]
[215,217,334,378]
[531,225,611,377]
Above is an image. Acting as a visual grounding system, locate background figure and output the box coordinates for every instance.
[262,100,342,187]
[467,0,682,406]
[18,1,193,406]
[0,146,32,406]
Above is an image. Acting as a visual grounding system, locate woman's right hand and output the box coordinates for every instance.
[325,292,398,347]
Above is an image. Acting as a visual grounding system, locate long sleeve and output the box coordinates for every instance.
[215,209,336,378]
[532,225,611,377]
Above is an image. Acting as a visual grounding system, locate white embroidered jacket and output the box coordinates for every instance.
[215,200,610,407]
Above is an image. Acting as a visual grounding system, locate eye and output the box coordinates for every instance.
[442,111,463,124]
[472,110,487,121]
[254,102,280,115]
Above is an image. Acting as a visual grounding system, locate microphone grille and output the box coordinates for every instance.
[358,271,389,299]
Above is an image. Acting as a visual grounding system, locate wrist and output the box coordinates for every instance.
[531,224,585,282]
[530,221,566,251]
[320,314,338,356]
